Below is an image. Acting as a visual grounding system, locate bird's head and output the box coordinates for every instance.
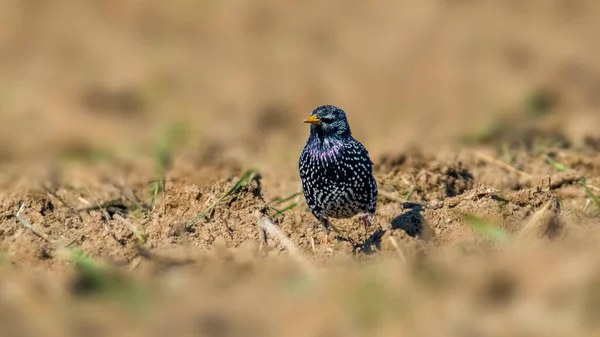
[303,105,352,141]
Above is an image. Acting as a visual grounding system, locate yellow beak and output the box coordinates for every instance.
[303,115,322,125]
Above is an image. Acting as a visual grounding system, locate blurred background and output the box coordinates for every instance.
[2,0,599,167]
[2,1,600,336]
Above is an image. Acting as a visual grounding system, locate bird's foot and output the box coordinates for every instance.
[360,214,373,228]
[319,217,332,245]
[359,214,373,238]
[359,214,373,226]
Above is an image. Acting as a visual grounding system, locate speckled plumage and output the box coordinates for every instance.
[299,105,378,242]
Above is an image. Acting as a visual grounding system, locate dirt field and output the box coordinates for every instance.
[2,1,600,336]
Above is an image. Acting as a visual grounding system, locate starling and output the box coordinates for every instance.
[299,105,378,244]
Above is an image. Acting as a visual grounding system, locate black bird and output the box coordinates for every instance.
[299,105,378,244]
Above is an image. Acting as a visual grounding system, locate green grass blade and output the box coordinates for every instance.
[149,122,189,210]
[268,192,302,216]
[465,215,510,243]
[187,169,257,226]
[62,247,110,294]
[580,179,600,211]
[270,192,302,207]
[404,186,415,202]
[271,202,299,216]
[543,154,568,172]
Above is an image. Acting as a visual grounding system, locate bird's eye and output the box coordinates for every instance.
[320,117,334,124]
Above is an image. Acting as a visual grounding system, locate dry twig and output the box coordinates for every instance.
[474,151,533,179]
[258,216,317,277]
[16,204,51,242]
[113,214,147,244]
[388,236,407,263]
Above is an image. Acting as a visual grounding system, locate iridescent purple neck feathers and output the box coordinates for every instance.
[305,136,344,163]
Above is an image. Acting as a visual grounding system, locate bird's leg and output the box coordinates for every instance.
[359,214,373,237]
[319,217,331,245]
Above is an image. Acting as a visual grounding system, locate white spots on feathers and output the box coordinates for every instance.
[299,137,378,220]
